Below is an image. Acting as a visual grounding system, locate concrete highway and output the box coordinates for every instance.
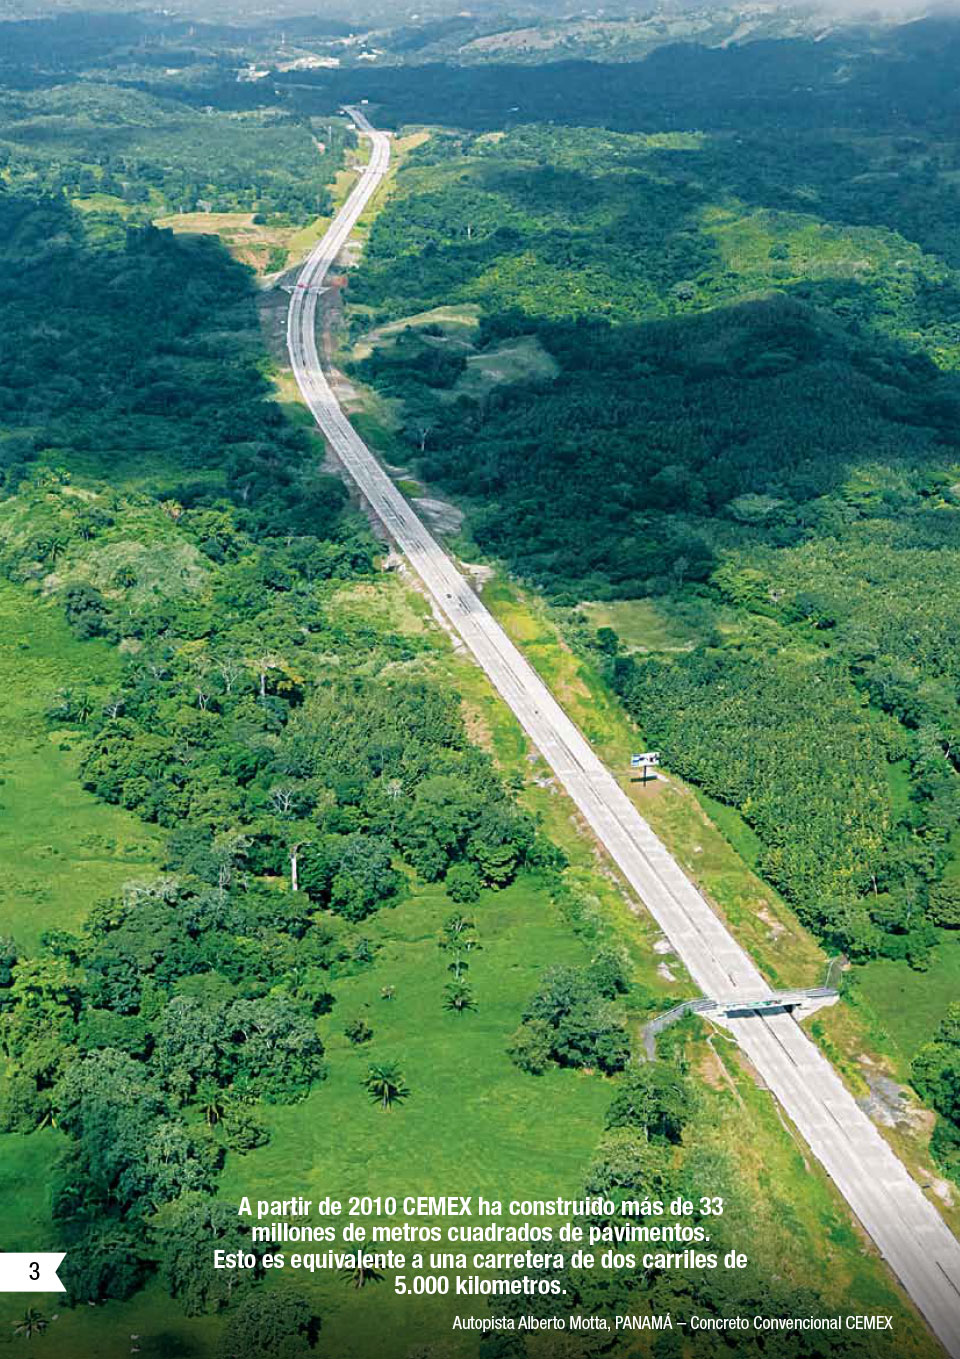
[288,107,960,1355]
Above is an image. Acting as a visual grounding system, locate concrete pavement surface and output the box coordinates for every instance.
[287,106,960,1356]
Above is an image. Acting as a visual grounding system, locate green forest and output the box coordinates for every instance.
[1,12,959,1357]
[0,152,591,1339]
[0,82,349,229]
[0,117,918,1359]
[276,20,960,139]
[337,101,960,1177]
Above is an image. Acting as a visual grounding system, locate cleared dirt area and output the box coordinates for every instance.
[153,210,292,273]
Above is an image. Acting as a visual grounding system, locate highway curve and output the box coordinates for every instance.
[288,106,960,1356]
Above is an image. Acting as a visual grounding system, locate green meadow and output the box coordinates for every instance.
[0,580,160,949]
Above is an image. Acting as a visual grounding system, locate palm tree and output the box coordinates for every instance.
[196,1079,226,1127]
[440,913,475,948]
[341,1260,385,1289]
[363,1061,409,1110]
[443,982,477,1016]
[385,778,404,835]
[13,1307,48,1339]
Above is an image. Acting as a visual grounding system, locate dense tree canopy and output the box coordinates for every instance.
[341,107,960,1001]
[0,171,549,1319]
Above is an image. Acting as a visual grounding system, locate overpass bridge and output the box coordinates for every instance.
[643,988,840,1058]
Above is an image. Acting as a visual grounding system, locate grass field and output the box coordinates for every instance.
[219,877,615,1359]
[0,551,680,1350]
[0,577,169,1352]
[578,597,699,652]
[0,873,616,1358]
[350,304,482,362]
[0,861,934,1358]
[0,564,671,1357]
[454,335,559,401]
[153,210,290,275]
[855,939,960,1070]
[0,580,160,950]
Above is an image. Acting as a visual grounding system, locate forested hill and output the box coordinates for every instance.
[272,19,960,134]
[346,123,960,599]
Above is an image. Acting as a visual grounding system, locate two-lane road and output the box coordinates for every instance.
[288,107,960,1355]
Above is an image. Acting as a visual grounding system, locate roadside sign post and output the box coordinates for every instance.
[630,752,661,784]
